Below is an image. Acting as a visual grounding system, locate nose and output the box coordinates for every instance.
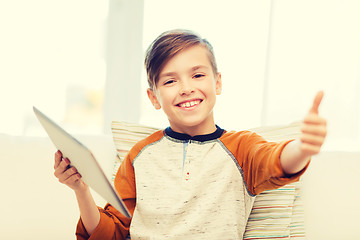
[179,79,194,96]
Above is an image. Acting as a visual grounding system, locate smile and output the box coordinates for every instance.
[177,100,202,108]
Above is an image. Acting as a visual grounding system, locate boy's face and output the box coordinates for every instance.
[147,45,222,136]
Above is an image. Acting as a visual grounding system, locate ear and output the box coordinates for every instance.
[147,88,161,110]
[215,73,222,95]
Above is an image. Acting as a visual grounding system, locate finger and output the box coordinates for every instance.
[301,125,327,137]
[309,91,324,114]
[54,150,62,169]
[54,158,71,178]
[63,173,82,186]
[58,166,79,183]
[300,133,325,146]
[304,114,327,126]
[300,142,321,156]
[58,166,77,183]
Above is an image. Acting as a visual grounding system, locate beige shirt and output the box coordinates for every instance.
[76,126,305,240]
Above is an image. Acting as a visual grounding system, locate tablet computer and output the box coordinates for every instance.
[33,106,131,218]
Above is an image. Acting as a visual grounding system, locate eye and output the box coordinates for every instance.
[164,79,176,85]
[193,73,205,79]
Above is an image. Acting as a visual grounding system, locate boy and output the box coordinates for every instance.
[54,29,327,240]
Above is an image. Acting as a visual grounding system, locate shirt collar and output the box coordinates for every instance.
[164,125,224,142]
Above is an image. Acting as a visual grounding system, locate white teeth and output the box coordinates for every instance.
[179,100,200,108]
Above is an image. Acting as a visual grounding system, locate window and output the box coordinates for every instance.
[0,0,108,136]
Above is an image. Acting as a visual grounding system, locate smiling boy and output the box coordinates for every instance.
[146,42,221,136]
[54,29,327,240]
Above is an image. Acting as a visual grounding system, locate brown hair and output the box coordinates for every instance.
[144,29,218,90]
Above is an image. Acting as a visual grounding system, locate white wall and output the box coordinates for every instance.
[130,0,360,152]
[264,0,360,151]
[2,0,358,151]
[103,0,144,133]
[139,0,273,130]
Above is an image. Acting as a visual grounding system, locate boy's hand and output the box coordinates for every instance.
[299,91,327,157]
[54,151,100,235]
[54,150,88,193]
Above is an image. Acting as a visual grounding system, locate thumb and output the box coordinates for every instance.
[309,91,324,114]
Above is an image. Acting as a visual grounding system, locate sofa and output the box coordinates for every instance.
[1,121,359,240]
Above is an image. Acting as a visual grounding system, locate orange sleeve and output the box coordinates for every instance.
[220,131,308,196]
[75,150,136,239]
[76,205,131,240]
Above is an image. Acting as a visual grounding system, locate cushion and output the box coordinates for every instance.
[110,121,159,183]
[111,121,305,239]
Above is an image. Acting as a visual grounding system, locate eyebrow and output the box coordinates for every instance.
[191,65,208,72]
[159,71,178,79]
[159,65,209,79]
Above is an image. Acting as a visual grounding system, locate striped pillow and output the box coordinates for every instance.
[111,121,305,239]
[111,121,159,183]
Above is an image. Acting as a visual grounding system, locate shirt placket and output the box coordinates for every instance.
[182,140,193,182]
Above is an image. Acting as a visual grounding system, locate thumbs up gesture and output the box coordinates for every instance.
[280,91,327,175]
[300,91,327,157]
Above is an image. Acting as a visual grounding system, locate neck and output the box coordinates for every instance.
[169,121,217,137]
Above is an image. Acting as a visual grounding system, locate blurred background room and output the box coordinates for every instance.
[0,0,359,239]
